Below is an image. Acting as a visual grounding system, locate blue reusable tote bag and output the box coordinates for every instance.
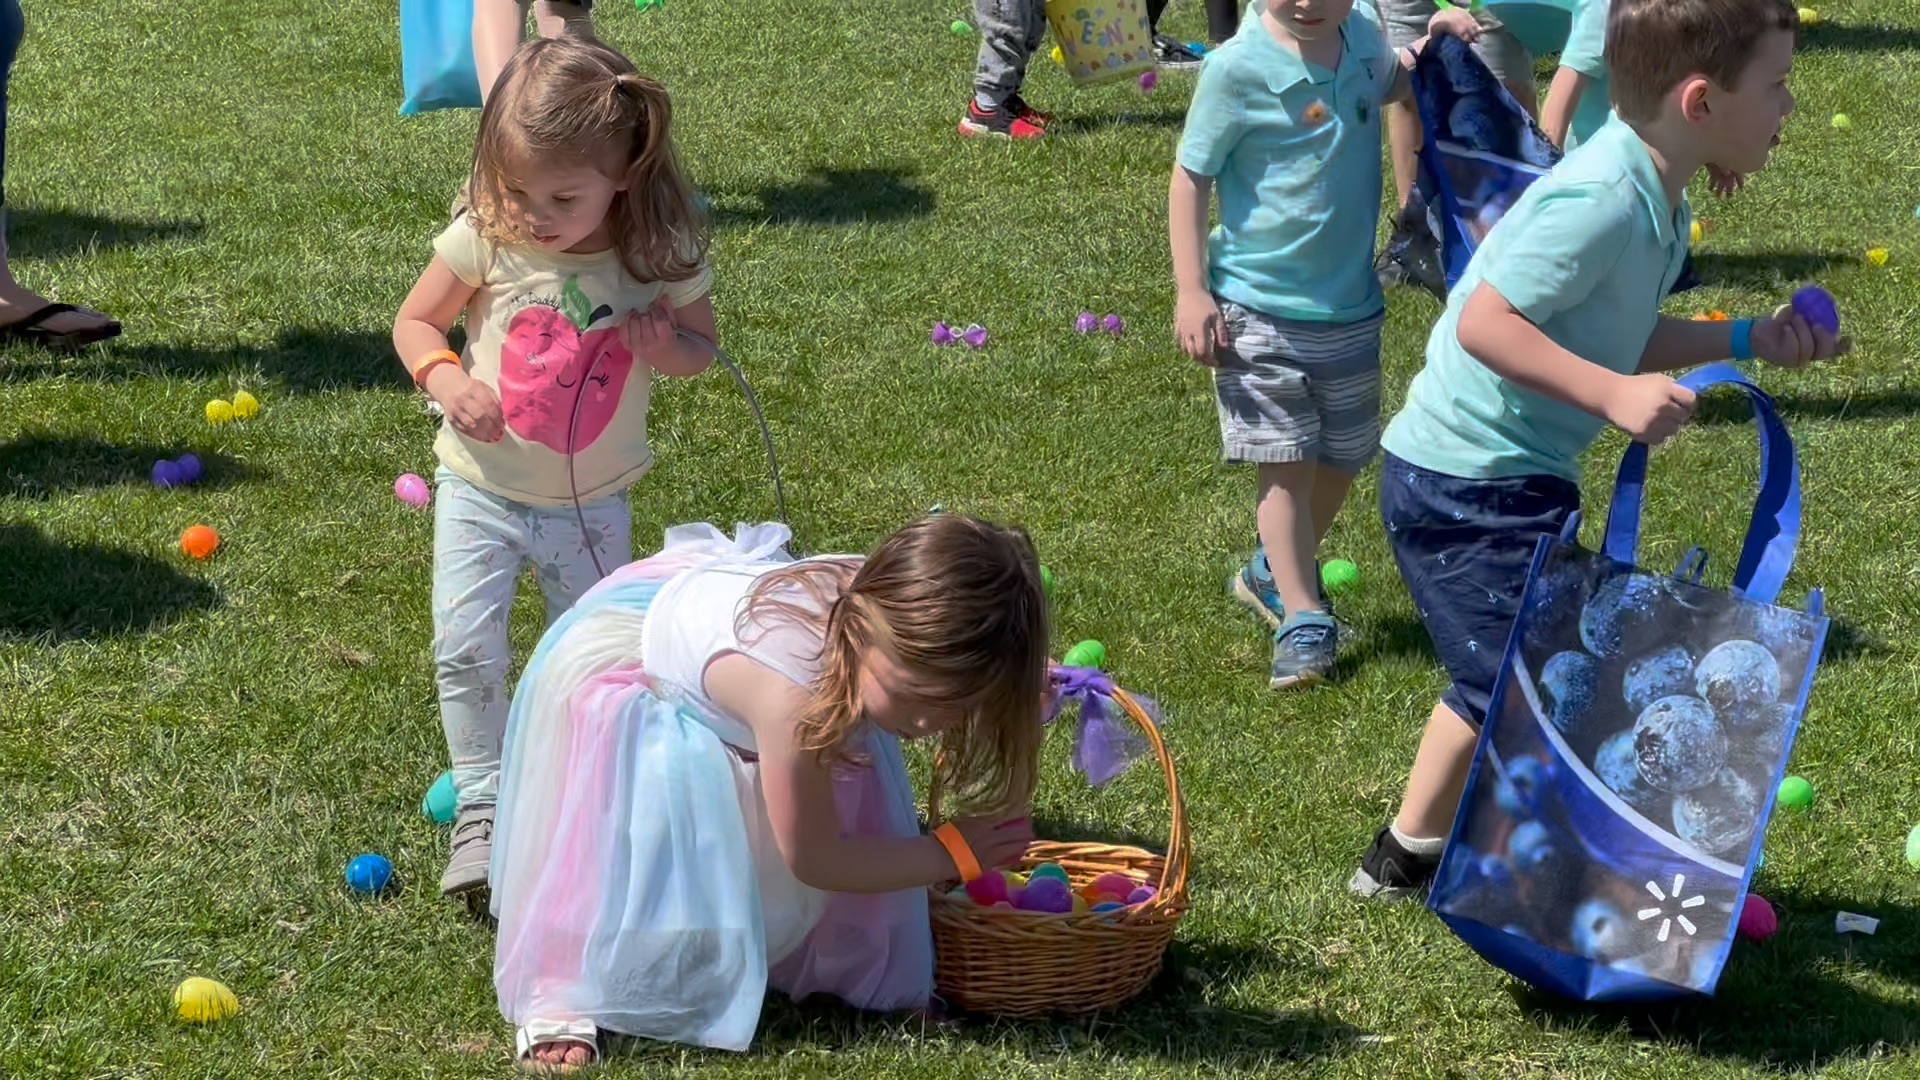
[399,0,482,115]
[1428,365,1829,1001]
[1389,34,1700,300]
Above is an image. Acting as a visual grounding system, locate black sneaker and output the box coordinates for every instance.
[1347,825,1442,900]
[1152,34,1205,69]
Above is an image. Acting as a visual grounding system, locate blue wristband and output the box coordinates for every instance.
[1729,319,1755,362]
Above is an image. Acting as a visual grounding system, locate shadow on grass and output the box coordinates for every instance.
[1342,613,1440,670]
[0,521,217,642]
[1508,890,1920,1069]
[1050,108,1191,135]
[711,167,935,227]
[1694,386,1920,425]
[1799,22,1920,52]
[1686,250,1858,291]
[0,327,413,393]
[8,207,204,258]
[0,435,254,499]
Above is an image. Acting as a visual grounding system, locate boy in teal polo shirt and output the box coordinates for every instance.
[1350,0,1847,897]
[1170,0,1479,689]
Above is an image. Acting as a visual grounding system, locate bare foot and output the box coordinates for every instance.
[523,1038,596,1072]
[0,285,117,337]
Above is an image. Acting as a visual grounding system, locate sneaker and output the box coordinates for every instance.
[1004,93,1052,127]
[1347,824,1442,900]
[440,805,494,898]
[1269,610,1339,690]
[1231,552,1287,630]
[958,100,1046,139]
[1152,33,1205,68]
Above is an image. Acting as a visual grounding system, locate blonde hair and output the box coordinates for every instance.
[466,37,708,283]
[741,515,1050,815]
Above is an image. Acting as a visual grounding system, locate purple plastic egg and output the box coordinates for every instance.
[961,324,988,348]
[1138,70,1158,92]
[931,321,957,346]
[1791,285,1840,336]
[1127,885,1157,905]
[150,459,184,489]
[1103,313,1124,335]
[1074,310,1098,333]
[1013,875,1072,913]
[174,453,203,483]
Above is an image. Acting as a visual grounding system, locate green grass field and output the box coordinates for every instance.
[4,0,1919,1075]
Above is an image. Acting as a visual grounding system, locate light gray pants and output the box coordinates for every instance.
[432,468,631,809]
[973,0,1048,103]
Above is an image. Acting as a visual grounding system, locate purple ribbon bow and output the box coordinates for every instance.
[1045,665,1155,786]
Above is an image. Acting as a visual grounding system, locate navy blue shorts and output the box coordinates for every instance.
[1379,451,1580,727]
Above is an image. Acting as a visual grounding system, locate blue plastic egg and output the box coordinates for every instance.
[346,853,394,895]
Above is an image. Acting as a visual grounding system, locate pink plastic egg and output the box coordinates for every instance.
[1737,894,1778,941]
[964,872,1009,906]
[1089,872,1137,898]
[394,473,432,507]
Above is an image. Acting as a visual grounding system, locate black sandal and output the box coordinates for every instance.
[0,303,122,352]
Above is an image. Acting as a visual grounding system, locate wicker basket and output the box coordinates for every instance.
[927,684,1190,1017]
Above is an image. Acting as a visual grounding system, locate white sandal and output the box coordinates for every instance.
[515,1018,601,1073]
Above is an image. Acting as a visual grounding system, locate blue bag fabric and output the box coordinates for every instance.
[399,0,482,115]
[1384,35,1700,301]
[1427,364,1829,1001]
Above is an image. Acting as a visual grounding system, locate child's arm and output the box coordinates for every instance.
[1638,308,1849,372]
[1170,166,1227,364]
[394,258,505,443]
[1539,66,1591,148]
[622,294,718,377]
[1457,283,1697,445]
[708,653,1032,893]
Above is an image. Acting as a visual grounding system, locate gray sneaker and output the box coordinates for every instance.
[1270,611,1339,690]
[440,805,494,898]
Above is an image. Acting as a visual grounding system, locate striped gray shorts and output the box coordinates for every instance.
[1214,298,1384,472]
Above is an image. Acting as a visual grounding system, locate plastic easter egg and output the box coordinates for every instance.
[1830,113,1850,129]
[1028,862,1069,883]
[205,399,234,424]
[346,853,394,894]
[1906,824,1920,870]
[1088,872,1137,898]
[1061,640,1106,668]
[1776,775,1814,811]
[179,525,220,559]
[1013,875,1072,913]
[1127,885,1157,905]
[1039,564,1055,597]
[950,18,972,34]
[174,454,203,483]
[964,872,1009,906]
[1071,894,1089,914]
[1790,285,1840,336]
[394,472,432,508]
[151,459,184,489]
[421,770,457,824]
[1737,894,1778,941]
[1091,900,1125,913]
[1321,559,1360,595]
[173,977,239,1023]
[230,390,260,418]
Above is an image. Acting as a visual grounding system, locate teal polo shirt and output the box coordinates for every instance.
[1560,0,1612,151]
[1175,7,1398,323]
[1380,115,1691,481]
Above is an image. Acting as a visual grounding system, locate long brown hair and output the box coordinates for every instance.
[466,37,708,283]
[740,515,1050,815]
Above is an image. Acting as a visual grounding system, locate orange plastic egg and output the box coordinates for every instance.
[180,525,220,559]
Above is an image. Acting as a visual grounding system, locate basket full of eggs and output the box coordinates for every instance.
[927,666,1190,1016]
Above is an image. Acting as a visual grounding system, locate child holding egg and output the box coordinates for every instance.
[490,513,1047,1067]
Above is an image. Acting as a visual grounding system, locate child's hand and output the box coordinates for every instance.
[1752,304,1850,369]
[620,297,680,362]
[1604,373,1696,445]
[425,365,506,443]
[1427,6,1483,41]
[1176,291,1229,366]
[952,815,1034,870]
[1705,164,1745,196]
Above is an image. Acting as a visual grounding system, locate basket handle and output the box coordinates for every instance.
[926,680,1190,906]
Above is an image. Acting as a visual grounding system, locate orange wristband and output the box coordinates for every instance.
[932,823,983,883]
[411,349,461,388]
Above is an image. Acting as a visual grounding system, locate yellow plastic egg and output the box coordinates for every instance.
[231,390,260,418]
[204,399,234,424]
[1797,6,1819,23]
[1689,220,1704,243]
[1051,45,1064,64]
[1867,247,1890,266]
[173,977,239,1023]
[1071,894,1089,914]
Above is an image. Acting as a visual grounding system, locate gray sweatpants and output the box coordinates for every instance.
[973,0,1047,104]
